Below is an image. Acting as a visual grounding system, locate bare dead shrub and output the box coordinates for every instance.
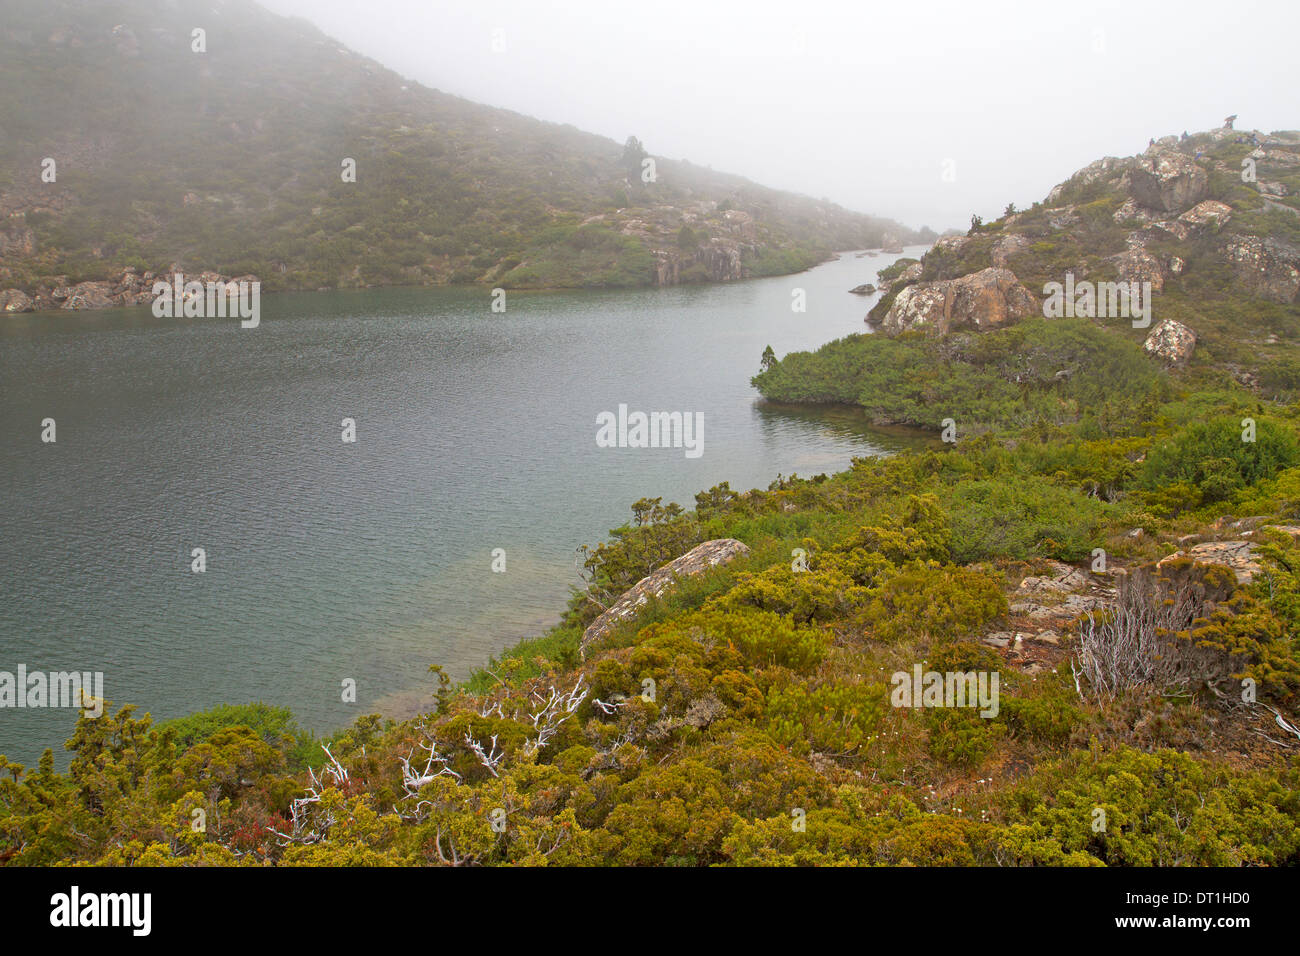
[1075,566,1226,702]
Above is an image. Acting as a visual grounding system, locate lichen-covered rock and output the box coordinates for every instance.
[1157,540,1261,585]
[1223,234,1300,303]
[580,539,750,656]
[875,261,922,298]
[880,267,1037,336]
[1126,150,1208,214]
[1142,318,1196,365]
[929,235,969,256]
[1177,199,1233,230]
[1109,247,1165,291]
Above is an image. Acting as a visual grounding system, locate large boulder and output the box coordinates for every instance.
[1142,318,1196,365]
[1127,150,1208,214]
[880,267,1037,336]
[580,539,751,656]
[1224,234,1300,303]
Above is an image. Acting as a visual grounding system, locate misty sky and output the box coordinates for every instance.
[259,0,1297,231]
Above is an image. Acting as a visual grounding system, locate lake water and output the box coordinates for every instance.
[0,246,929,762]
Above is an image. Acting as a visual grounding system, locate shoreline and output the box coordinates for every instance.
[0,246,910,318]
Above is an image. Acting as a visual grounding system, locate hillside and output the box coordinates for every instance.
[758,125,1300,413]
[4,126,1300,867]
[0,0,919,311]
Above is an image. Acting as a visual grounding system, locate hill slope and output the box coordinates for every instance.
[0,0,918,308]
[757,124,1300,414]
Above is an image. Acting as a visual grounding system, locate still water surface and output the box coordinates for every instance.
[0,246,929,761]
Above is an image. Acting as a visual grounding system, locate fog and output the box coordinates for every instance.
[257,0,1297,231]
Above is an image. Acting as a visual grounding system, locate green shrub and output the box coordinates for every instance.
[1141,416,1300,503]
[858,562,1007,643]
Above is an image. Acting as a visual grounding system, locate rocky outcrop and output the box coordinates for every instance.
[879,267,1037,336]
[580,539,751,656]
[1127,150,1208,214]
[653,251,679,286]
[929,235,969,257]
[1142,319,1196,365]
[876,261,922,298]
[1223,235,1300,303]
[15,267,263,312]
[696,240,745,281]
[1113,198,1162,225]
[996,562,1114,657]
[1046,156,1135,205]
[848,283,876,295]
[62,281,117,310]
[991,234,1029,267]
[651,238,753,286]
[0,289,33,313]
[1157,540,1261,585]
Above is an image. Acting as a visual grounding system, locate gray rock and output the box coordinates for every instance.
[580,539,751,656]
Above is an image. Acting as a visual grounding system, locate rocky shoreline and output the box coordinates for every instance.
[1,267,260,314]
